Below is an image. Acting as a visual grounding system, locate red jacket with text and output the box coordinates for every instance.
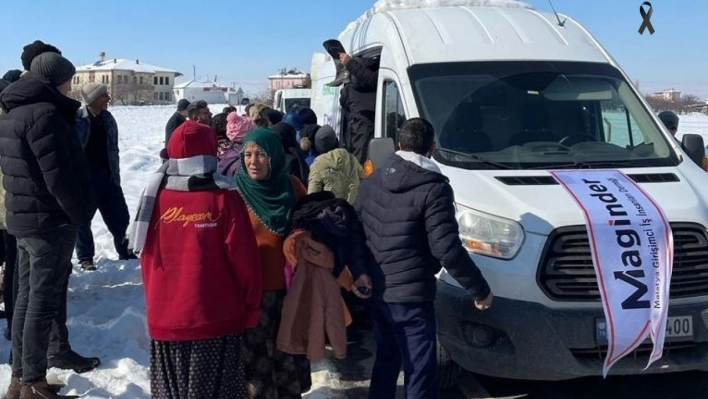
[141,189,262,341]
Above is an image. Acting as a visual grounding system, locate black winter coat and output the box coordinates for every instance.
[165,111,186,146]
[342,57,378,164]
[0,73,92,237]
[0,79,9,98]
[355,155,490,303]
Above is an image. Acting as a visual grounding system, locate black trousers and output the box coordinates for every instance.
[12,225,76,383]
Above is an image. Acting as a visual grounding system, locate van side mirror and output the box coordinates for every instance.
[363,137,396,176]
[680,134,707,170]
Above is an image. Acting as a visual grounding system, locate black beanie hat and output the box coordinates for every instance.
[262,108,284,125]
[2,70,22,83]
[21,40,62,71]
[658,111,679,129]
[298,108,318,125]
[177,99,190,112]
[314,125,339,154]
[30,52,76,87]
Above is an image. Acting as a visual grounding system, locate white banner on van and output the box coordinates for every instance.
[551,170,673,377]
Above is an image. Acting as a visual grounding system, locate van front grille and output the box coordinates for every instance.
[538,223,708,301]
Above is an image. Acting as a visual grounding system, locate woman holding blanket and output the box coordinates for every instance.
[130,120,262,399]
[234,128,309,398]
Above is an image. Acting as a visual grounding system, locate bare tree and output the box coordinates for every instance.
[645,94,674,113]
[252,87,274,105]
[68,84,85,103]
[301,73,312,89]
[646,92,704,114]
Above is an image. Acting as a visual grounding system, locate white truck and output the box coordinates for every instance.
[312,2,708,385]
[273,88,311,114]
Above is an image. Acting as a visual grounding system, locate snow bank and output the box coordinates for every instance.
[344,0,533,34]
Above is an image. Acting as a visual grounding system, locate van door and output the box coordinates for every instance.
[379,78,408,142]
[366,73,408,171]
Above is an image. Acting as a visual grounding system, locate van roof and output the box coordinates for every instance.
[341,6,612,66]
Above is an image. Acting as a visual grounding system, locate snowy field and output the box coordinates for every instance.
[0,103,342,399]
[0,105,705,398]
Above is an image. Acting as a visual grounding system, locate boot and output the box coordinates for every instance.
[327,58,350,87]
[4,377,21,399]
[78,260,95,272]
[8,378,65,399]
[323,39,346,59]
[47,350,100,374]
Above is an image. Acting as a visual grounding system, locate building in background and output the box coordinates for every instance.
[268,68,308,91]
[173,80,246,105]
[72,52,182,105]
[650,88,682,103]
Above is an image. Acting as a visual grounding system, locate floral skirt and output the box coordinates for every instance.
[244,290,312,399]
[150,334,246,399]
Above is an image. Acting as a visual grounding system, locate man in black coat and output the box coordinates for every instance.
[354,118,493,399]
[339,52,379,165]
[0,52,94,397]
[165,98,190,146]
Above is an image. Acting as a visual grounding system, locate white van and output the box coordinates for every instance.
[273,88,311,114]
[313,4,708,384]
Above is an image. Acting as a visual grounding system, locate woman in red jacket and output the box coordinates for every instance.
[133,120,262,399]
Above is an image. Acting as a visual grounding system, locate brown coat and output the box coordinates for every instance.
[277,231,349,360]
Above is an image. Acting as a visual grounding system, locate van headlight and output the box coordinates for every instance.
[456,204,524,259]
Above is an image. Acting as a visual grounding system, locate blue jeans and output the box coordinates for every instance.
[368,301,438,399]
[75,170,130,261]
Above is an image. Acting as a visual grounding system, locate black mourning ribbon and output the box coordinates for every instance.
[638,2,655,35]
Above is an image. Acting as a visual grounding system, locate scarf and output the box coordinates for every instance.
[234,128,296,236]
[396,150,442,174]
[128,155,236,253]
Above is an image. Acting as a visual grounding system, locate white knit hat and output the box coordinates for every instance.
[80,82,108,105]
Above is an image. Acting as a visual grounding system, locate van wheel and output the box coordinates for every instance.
[437,337,460,389]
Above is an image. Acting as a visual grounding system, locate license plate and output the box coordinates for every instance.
[596,315,693,344]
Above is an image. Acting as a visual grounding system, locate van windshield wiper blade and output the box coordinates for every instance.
[435,148,514,169]
[529,160,633,170]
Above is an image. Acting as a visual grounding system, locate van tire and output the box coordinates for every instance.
[437,337,460,389]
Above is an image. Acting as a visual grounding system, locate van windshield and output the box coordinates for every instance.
[284,98,311,113]
[409,61,679,170]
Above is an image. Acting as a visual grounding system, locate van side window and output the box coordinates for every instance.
[602,104,645,149]
[383,80,407,142]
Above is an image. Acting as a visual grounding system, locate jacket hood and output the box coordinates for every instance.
[317,148,360,174]
[382,153,448,193]
[0,72,80,117]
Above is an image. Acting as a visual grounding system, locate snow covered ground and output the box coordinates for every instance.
[0,103,338,399]
[0,105,705,398]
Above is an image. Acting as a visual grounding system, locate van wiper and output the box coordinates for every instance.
[529,160,633,170]
[435,148,514,169]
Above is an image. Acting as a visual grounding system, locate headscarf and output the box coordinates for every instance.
[226,111,255,142]
[235,128,296,235]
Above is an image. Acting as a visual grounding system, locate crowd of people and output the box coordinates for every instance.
[0,35,691,399]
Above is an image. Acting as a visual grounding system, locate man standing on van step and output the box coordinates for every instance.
[338,51,379,165]
[354,118,494,399]
[75,83,136,271]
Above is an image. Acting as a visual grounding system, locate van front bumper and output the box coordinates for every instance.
[435,281,708,380]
